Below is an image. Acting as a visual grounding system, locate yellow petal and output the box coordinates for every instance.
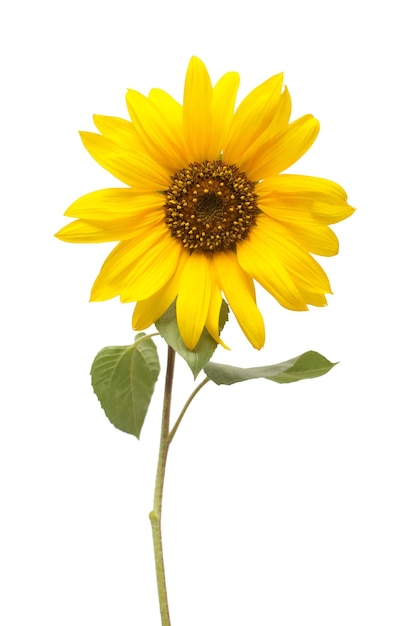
[257,174,355,224]
[209,71,240,158]
[260,173,348,200]
[269,86,292,134]
[258,192,341,256]
[133,291,175,331]
[298,288,328,307]
[250,216,332,291]
[223,73,284,164]
[213,252,265,350]
[236,86,291,167]
[64,188,163,220]
[176,252,212,350]
[55,220,104,243]
[280,221,339,257]
[132,251,188,330]
[119,235,183,302]
[93,115,140,152]
[90,224,169,300]
[237,223,308,311]
[79,131,170,190]
[149,88,182,124]
[55,210,163,243]
[243,115,320,180]
[126,89,187,172]
[57,191,165,243]
[183,56,213,162]
[148,88,186,161]
[204,280,229,349]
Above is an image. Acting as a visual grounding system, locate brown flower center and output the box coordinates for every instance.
[164,160,258,253]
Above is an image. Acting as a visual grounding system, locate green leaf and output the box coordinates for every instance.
[91,333,160,438]
[204,351,337,385]
[155,300,229,378]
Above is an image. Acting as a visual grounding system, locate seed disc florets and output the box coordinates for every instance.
[164,160,259,252]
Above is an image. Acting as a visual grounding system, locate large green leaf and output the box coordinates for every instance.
[91,333,160,438]
[204,351,336,385]
[155,300,229,378]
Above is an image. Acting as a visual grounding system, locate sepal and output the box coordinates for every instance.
[155,300,229,378]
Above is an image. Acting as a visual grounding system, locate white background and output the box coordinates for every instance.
[1,1,417,624]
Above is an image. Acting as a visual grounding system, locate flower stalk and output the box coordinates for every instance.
[148,351,212,625]
[149,346,176,626]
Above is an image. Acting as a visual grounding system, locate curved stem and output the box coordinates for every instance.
[168,377,210,445]
[149,346,175,626]
[134,332,160,347]
[149,355,211,626]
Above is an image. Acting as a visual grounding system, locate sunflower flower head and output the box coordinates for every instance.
[56,57,354,351]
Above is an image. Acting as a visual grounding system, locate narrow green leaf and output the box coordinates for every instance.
[204,351,337,385]
[91,333,160,438]
[155,300,229,378]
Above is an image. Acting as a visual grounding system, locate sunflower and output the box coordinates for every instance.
[56,57,354,350]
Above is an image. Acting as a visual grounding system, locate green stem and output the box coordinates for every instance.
[168,377,210,445]
[149,346,175,626]
[149,351,211,625]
